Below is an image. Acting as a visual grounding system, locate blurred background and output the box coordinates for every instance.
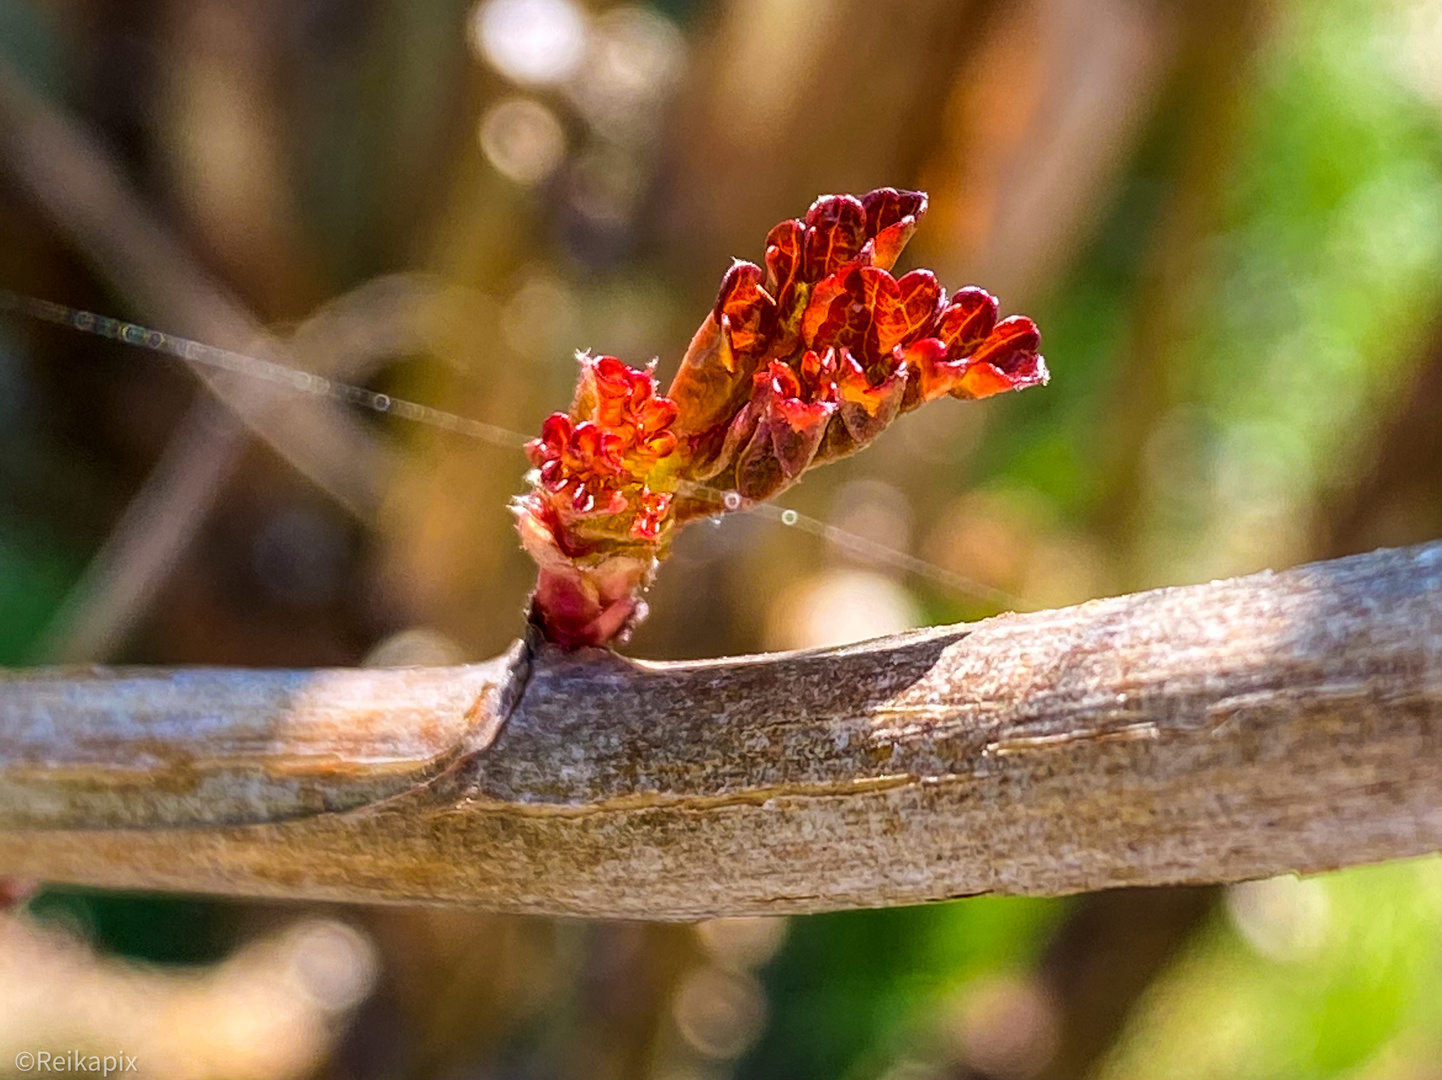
[2,0,1442,1076]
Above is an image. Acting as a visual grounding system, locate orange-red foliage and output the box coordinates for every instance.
[517,189,1047,648]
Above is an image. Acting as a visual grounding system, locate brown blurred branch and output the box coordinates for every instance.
[1094,0,1266,573]
[35,274,444,663]
[1,542,1440,918]
[1028,885,1217,1080]
[664,0,1003,278]
[922,0,1177,304]
[1321,319,1442,558]
[0,59,396,518]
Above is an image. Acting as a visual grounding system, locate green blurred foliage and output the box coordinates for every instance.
[26,887,238,966]
[1102,859,1442,1080]
[1143,0,1442,580]
[740,898,1064,1080]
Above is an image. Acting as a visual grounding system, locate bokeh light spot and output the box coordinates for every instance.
[470,0,587,87]
[479,97,567,186]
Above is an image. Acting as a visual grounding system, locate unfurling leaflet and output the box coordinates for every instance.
[515,188,1048,648]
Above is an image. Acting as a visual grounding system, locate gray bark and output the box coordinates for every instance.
[1,543,1440,919]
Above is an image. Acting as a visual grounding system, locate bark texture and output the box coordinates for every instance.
[1,543,1440,919]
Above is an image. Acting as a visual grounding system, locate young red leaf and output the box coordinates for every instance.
[803,194,868,279]
[834,348,907,447]
[862,187,927,271]
[895,270,943,341]
[517,188,1048,648]
[764,219,806,317]
[801,264,907,372]
[935,287,999,358]
[951,316,1048,400]
[714,260,775,354]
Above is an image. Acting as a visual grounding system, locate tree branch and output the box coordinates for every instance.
[2,543,1440,918]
